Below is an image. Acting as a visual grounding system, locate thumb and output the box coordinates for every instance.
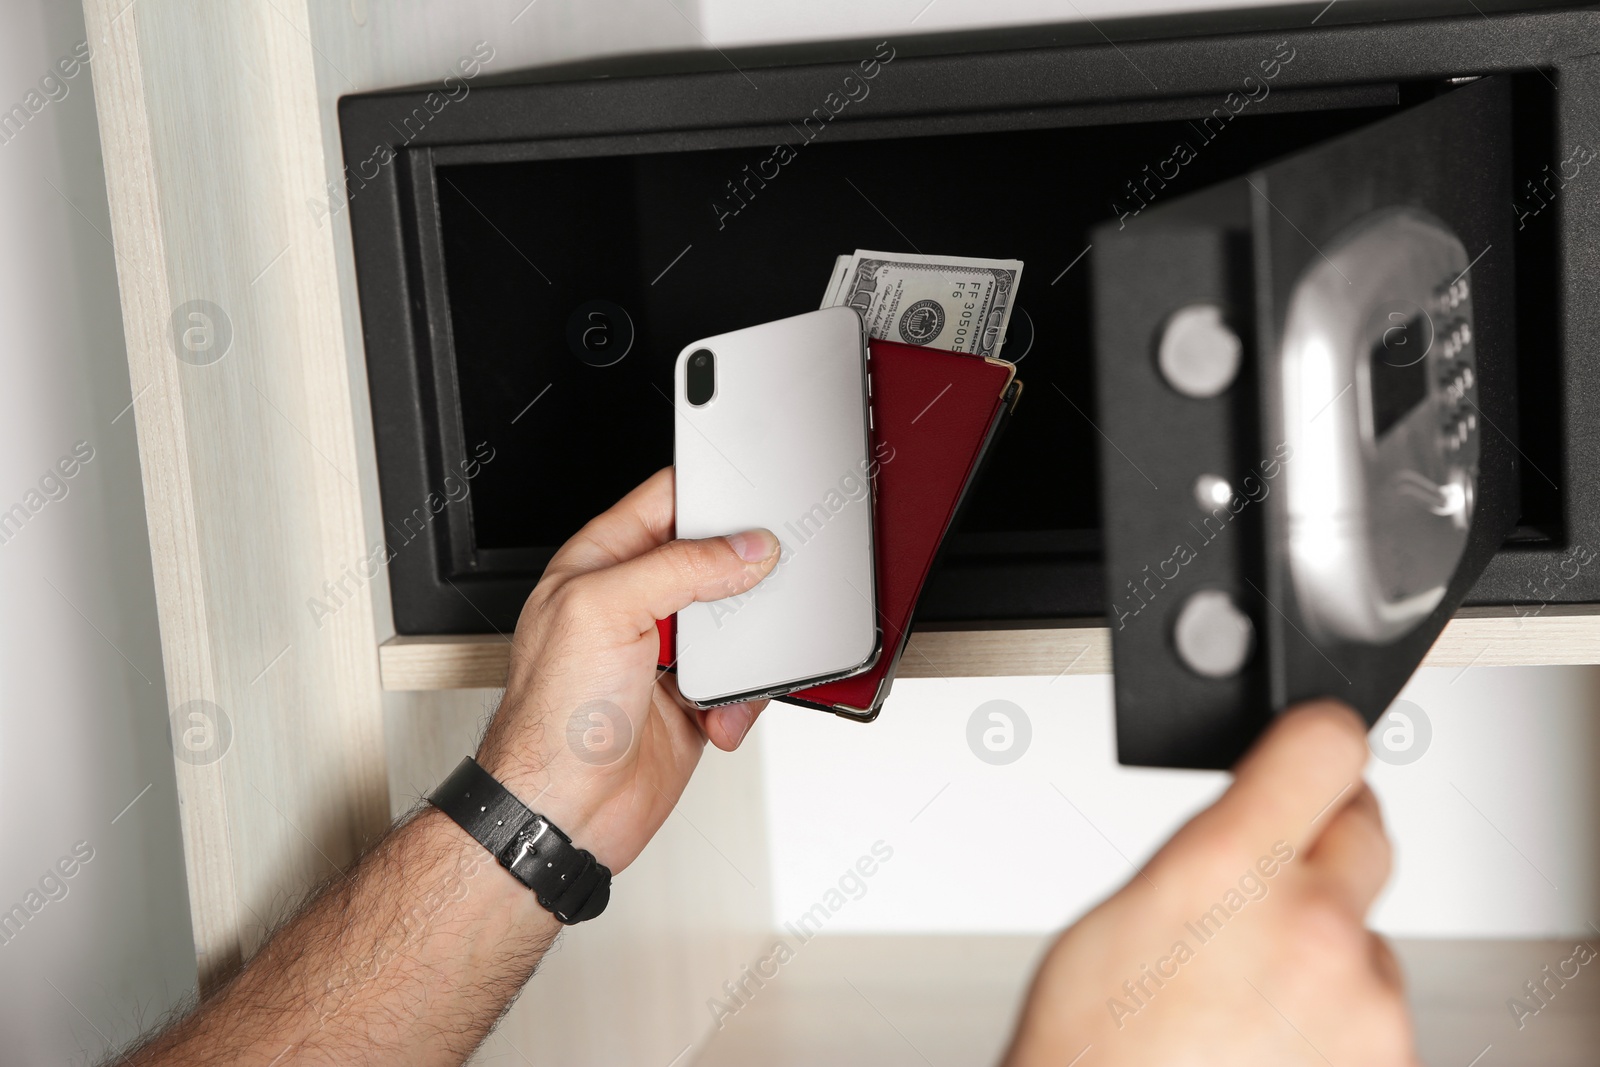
[577,528,780,632]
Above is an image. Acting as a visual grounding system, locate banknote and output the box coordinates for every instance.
[819,250,1024,359]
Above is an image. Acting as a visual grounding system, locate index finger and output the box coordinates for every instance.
[547,467,676,574]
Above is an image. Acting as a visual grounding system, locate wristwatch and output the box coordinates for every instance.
[428,756,611,924]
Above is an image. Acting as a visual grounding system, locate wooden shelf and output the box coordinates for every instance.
[690,934,1600,1067]
[379,607,1600,691]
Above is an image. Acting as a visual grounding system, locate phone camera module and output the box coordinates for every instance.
[686,349,716,406]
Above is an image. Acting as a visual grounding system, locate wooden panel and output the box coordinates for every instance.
[695,934,1041,1067]
[83,0,394,989]
[381,608,1600,691]
[382,634,517,691]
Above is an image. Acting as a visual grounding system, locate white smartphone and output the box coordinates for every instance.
[673,306,880,707]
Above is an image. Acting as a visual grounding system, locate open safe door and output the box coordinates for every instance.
[1093,75,1519,770]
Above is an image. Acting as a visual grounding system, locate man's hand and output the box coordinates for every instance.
[1002,701,1416,1067]
[475,466,779,874]
[115,469,776,1067]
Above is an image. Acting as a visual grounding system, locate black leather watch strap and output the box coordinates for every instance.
[428,757,611,924]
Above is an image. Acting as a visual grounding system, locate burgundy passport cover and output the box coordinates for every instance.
[657,338,1019,718]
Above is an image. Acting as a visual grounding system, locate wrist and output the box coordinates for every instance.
[432,755,616,924]
[410,806,558,935]
[472,749,614,861]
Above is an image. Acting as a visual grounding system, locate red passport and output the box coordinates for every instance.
[657,338,1021,720]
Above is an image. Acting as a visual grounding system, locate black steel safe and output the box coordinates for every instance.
[341,0,1600,764]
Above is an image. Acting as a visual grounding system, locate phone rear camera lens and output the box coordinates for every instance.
[686,349,716,406]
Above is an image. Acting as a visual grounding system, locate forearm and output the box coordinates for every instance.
[118,808,559,1067]
[114,471,774,1065]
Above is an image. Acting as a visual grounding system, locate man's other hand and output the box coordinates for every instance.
[1002,701,1417,1067]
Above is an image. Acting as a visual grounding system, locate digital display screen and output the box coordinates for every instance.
[1369,312,1431,437]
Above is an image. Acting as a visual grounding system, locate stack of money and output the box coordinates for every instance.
[820,249,1024,360]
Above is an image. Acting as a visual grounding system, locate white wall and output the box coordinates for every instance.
[0,0,195,1062]
[761,667,1600,939]
[702,0,1349,46]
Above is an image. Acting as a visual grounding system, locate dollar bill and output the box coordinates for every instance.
[819,249,1024,359]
